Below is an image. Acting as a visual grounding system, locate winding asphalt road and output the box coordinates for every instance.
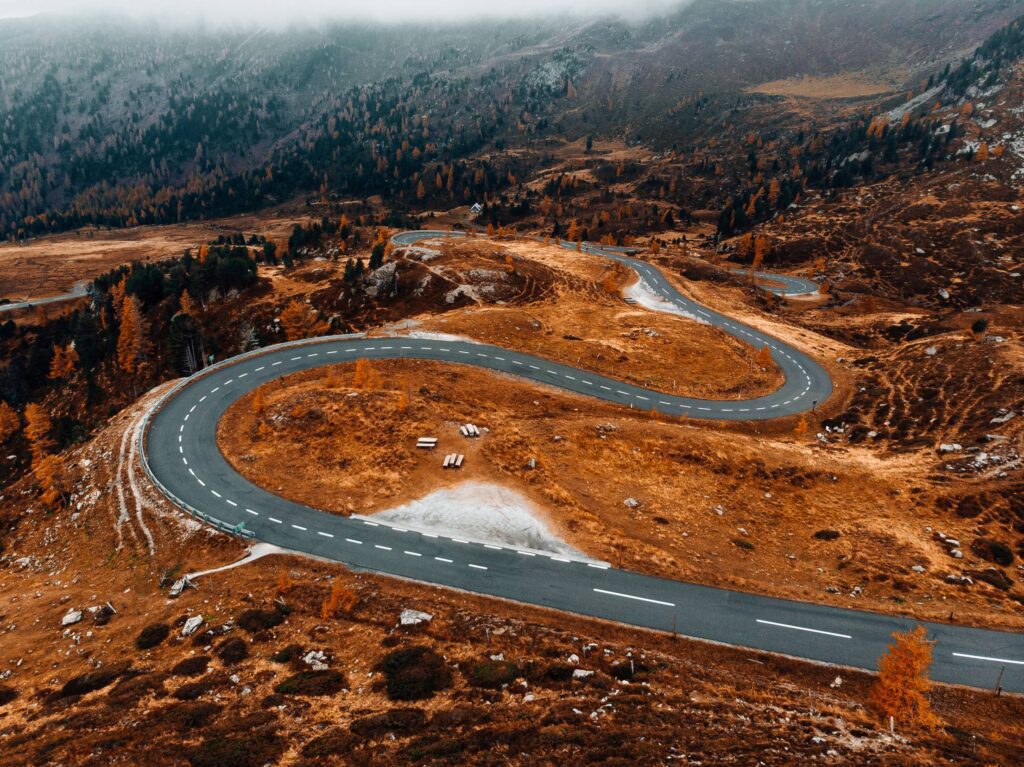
[142,231,1024,692]
[0,281,90,314]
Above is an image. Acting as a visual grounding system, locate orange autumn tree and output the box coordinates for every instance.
[117,295,151,377]
[754,345,773,369]
[49,342,79,380]
[24,403,63,508]
[279,300,326,341]
[870,625,938,728]
[0,402,20,444]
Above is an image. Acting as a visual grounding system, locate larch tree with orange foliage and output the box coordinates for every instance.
[754,345,773,370]
[117,295,151,380]
[352,358,382,390]
[0,402,20,444]
[24,403,55,459]
[48,343,79,380]
[320,580,359,620]
[870,625,938,729]
[279,300,326,341]
[24,404,63,508]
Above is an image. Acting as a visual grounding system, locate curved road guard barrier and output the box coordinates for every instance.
[142,231,1024,691]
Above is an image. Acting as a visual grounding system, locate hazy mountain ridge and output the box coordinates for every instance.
[1,0,1021,240]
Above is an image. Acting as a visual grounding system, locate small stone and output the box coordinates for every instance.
[399,609,433,626]
[182,615,204,636]
[572,669,595,680]
[623,498,640,509]
[61,610,82,626]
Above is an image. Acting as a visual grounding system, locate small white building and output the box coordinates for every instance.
[470,202,483,215]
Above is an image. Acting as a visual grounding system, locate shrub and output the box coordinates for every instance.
[732,537,755,550]
[56,661,132,699]
[0,685,17,706]
[186,733,284,767]
[301,728,358,758]
[970,538,1015,567]
[107,672,166,704]
[171,656,211,676]
[270,644,303,664]
[216,637,249,665]
[136,623,170,650]
[525,660,574,687]
[466,660,519,689]
[376,646,452,701]
[158,701,223,731]
[813,529,841,541]
[173,674,227,701]
[274,669,347,696]
[236,607,286,634]
[350,708,427,738]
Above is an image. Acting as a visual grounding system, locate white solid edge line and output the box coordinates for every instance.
[593,587,675,607]
[952,652,1024,666]
[755,619,851,639]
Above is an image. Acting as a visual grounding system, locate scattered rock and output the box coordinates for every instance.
[400,609,433,627]
[623,498,640,509]
[938,443,962,453]
[572,669,594,680]
[182,615,204,637]
[61,609,83,626]
[302,650,330,671]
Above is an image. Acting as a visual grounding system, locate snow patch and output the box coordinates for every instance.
[623,278,706,324]
[185,542,288,580]
[401,330,480,344]
[371,481,588,559]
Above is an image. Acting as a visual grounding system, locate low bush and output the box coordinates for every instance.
[0,685,17,706]
[350,708,426,738]
[301,728,358,758]
[173,673,227,701]
[56,661,132,699]
[813,529,841,541]
[171,656,211,676]
[216,637,249,665]
[970,537,1015,567]
[106,672,167,704]
[270,644,302,664]
[157,701,223,731]
[376,646,452,701]
[186,733,284,767]
[135,623,170,650]
[466,660,519,689]
[274,669,346,696]
[236,606,286,633]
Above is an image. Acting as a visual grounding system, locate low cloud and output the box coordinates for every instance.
[0,0,686,25]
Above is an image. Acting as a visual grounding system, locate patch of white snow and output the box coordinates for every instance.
[370,481,590,559]
[623,278,706,324]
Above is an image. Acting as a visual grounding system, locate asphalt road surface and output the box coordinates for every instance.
[0,281,89,314]
[143,231,1023,691]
